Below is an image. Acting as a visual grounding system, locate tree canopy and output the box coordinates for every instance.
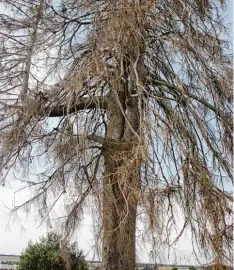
[0,0,233,269]
[17,232,88,270]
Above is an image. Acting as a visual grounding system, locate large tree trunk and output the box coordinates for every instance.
[101,17,146,263]
[102,147,139,270]
[102,89,141,269]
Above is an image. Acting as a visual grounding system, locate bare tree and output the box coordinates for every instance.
[0,0,233,269]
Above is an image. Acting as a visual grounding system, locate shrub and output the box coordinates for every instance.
[17,232,88,270]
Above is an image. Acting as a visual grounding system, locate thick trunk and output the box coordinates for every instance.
[102,89,140,269]
[101,28,145,267]
[102,147,139,270]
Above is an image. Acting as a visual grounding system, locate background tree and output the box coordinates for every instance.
[0,0,233,270]
[204,263,233,270]
[17,232,88,270]
[189,267,197,270]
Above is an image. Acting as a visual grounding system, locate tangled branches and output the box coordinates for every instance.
[0,0,232,268]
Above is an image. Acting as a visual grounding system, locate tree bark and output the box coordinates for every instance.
[101,24,146,265]
[102,147,139,270]
[102,86,140,270]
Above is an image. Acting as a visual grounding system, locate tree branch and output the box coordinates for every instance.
[86,135,136,151]
[148,78,225,118]
[20,1,44,101]
[42,96,107,117]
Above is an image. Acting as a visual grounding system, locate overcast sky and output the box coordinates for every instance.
[0,184,205,265]
[0,1,232,265]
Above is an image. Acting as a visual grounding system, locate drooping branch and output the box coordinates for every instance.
[20,1,44,101]
[149,78,227,117]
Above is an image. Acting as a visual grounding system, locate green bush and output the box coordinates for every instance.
[17,232,88,270]
[189,267,197,270]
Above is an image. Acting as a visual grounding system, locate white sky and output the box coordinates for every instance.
[0,0,232,265]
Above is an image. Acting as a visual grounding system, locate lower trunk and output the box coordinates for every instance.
[102,146,140,270]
